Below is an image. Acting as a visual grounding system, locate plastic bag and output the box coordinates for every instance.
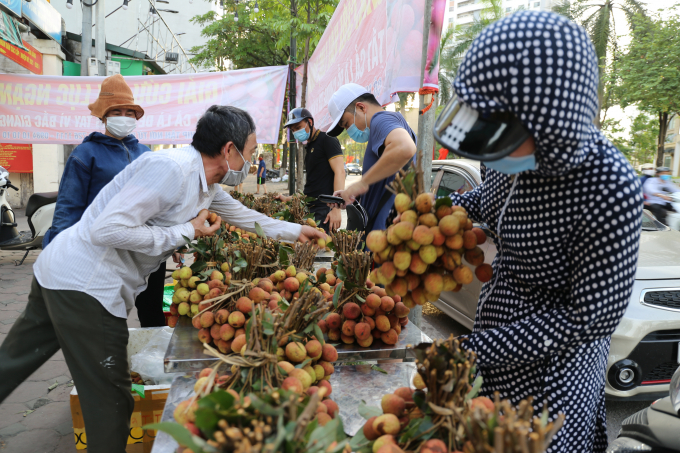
[130,327,180,385]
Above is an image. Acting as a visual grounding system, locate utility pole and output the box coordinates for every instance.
[95,0,107,75]
[287,0,298,196]
[80,1,93,76]
[411,0,435,329]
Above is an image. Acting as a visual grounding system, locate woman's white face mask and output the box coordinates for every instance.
[105,116,137,138]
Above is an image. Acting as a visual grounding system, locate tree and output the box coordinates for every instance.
[190,0,336,178]
[612,11,680,166]
[602,113,659,168]
[552,0,647,127]
[189,1,290,70]
[437,0,506,106]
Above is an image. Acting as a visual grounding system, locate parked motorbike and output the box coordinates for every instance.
[667,192,680,231]
[0,166,56,265]
[607,364,680,452]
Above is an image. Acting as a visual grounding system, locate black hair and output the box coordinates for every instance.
[345,93,380,112]
[192,105,256,157]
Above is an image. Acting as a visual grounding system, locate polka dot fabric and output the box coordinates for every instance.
[447,11,643,453]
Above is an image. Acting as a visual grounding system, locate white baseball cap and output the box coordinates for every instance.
[327,83,371,137]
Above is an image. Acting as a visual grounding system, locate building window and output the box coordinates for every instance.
[669,118,677,130]
[534,1,541,6]
[664,155,672,168]
[457,11,474,19]
[449,17,454,22]
[458,0,474,7]
[506,7,512,11]
[450,6,454,11]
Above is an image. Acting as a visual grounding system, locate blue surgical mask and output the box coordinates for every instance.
[483,154,537,175]
[347,106,370,143]
[661,174,672,181]
[293,126,310,142]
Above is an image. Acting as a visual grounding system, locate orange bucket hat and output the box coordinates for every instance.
[88,74,144,119]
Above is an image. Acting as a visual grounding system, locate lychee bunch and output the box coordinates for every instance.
[366,192,493,308]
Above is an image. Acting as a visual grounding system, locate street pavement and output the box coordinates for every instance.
[0,173,654,451]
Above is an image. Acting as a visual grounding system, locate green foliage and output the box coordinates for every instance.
[552,0,647,125]
[437,0,506,106]
[602,113,661,168]
[609,9,680,165]
[190,1,290,70]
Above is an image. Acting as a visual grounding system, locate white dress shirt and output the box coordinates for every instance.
[643,176,680,205]
[34,146,301,318]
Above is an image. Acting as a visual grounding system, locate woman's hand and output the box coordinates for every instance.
[298,225,326,243]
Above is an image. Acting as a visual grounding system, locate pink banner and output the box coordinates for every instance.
[296,0,427,131]
[424,0,446,88]
[0,66,288,145]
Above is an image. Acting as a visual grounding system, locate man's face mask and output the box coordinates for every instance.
[220,145,251,186]
[433,96,532,162]
[293,122,310,142]
[347,106,370,143]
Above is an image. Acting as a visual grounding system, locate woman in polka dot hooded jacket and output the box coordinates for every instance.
[445,11,643,452]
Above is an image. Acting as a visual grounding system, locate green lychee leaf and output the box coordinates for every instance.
[191,261,207,274]
[465,375,483,402]
[435,197,453,208]
[399,417,424,443]
[295,358,312,369]
[402,172,415,198]
[313,324,325,346]
[254,221,266,238]
[370,365,388,375]
[348,428,371,452]
[332,282,343,308]
[357,400,382,419]
[193,407,219,437]
[142,422,204,453]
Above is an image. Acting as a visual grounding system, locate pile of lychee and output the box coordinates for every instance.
[278,340,340,426]
[185,264,342,353]
[361,384,495,453]
[318,285,410,347]
[167,264,232,328]
[366,193,492,308]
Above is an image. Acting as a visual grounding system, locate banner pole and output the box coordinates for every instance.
[288,31,297,195]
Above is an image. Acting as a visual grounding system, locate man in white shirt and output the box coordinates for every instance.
[643,166,680,224]
[0,105,324,452]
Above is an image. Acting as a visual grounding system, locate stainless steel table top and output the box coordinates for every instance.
[150,374,194,453]
[164,315,430,372]
[330,362,418,436]
[150,363,418,452]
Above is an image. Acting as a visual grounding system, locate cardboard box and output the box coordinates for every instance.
[69,328,172,451]
[70,385,170,451]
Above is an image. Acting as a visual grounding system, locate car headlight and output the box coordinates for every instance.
[606,438,652,452]
[671,364,680,415]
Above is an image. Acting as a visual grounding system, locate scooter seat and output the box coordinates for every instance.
[25,191,57,221]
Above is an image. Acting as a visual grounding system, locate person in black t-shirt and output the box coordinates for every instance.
[277,108,345,232]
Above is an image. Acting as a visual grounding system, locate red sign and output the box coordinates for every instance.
[0,39,43,75]
[0,143,32,172]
